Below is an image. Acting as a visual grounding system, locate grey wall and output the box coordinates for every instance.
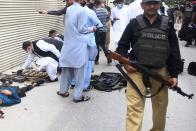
[0,0,65,72]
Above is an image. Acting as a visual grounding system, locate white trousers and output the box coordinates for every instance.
[36,57,58,80]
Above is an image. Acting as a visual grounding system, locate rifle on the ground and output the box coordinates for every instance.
[0,70,49,86]
[109,51,194,99]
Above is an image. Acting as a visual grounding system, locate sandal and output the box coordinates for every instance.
[57,91,69,97]
[73,95,91,103]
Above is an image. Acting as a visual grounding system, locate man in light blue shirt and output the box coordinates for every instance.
[81,0,103,91]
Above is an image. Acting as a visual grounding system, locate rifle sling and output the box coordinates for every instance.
[116,64,163,98]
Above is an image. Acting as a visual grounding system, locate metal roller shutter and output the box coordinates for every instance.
[0,0,65,72]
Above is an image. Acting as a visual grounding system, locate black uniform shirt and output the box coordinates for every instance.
[47,6,67,16]
[116,14,181,78]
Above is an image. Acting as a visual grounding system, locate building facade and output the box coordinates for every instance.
[0,0,64,72]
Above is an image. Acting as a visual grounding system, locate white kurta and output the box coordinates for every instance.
[125,0,143,51]
[127,0,143,21]
[22,40,60,80]
[162,2,169,16]
[59,3,93,68]
[111,5,129,43]
[22,40,60,70]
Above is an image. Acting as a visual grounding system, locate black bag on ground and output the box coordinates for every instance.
[91,72,127,92]
[188,62,196,76]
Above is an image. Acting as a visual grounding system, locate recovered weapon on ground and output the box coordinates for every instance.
[0,69,49,85]
[109,51,194,99]
[21,70,48,81]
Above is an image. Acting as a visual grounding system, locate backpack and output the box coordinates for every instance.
[188,62,196,76]
[91,72,127,92]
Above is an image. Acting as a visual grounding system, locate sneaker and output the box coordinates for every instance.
[49,78,58,82]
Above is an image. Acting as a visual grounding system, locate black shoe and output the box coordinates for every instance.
[185,42,191,47]
[73,96,91,103]
[49,78,58,82]
[57,67,62,73]
[185,44,189,47]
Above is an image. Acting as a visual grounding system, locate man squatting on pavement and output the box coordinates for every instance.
[21,40,60,82]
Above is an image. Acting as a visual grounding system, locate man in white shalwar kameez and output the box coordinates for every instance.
[122,0,143,53]
[21,40,60,81]
[111,0,129,46]
[127,0,143,21]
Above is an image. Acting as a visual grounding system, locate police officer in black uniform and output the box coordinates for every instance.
[116,0,181,130]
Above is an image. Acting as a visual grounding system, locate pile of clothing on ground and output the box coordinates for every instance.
[90,72,127,92]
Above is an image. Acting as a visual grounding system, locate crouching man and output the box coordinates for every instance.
[20,40,60,82]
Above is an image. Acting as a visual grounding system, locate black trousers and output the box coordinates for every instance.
[17,85,34,97]
[95,31,109,62]
[181,18,193,44]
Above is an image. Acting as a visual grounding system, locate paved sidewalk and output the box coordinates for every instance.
[0,23,196,131]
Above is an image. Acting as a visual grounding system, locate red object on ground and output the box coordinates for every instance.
[0,110,5,119]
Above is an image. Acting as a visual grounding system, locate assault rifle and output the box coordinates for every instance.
[109,51,194,99]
